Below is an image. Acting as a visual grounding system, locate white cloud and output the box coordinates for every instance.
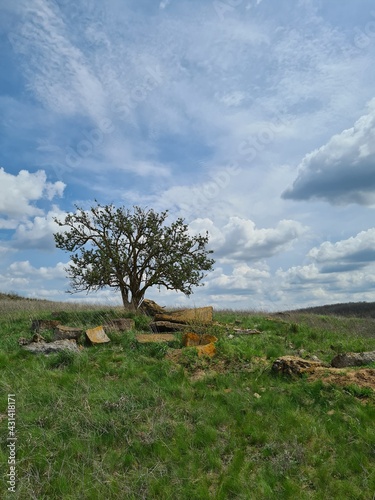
[8,260,67,280]
[307,228,375,273]
[191,217,308,262]
[12,206,66,251]
[206,263,270,292]
[283,99,375,205]
[0,260,69,297]
[0,168,66,226]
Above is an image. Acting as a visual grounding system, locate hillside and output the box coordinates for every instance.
[290,301,375,318]
[0,302,375,498]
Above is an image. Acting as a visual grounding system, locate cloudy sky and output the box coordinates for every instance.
[1,0,375,310]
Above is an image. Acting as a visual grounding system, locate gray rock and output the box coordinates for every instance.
[22,339,81,355]
[31,319,61,332]
[53,325,84,341]
[104,318,135,332]
[331,351,375,368]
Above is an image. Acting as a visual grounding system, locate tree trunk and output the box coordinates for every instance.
[130,288,144,310]
[119,285,131,309]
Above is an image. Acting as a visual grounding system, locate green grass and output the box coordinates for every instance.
[0,301,375,498]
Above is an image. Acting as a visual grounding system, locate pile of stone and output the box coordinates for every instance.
[138,299,217,358]
[20,317,135,355]
[20,300,219,359]
[141,298,213,333]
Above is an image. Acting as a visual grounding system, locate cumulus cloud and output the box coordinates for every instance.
[8,260,67,280]
[0,168,65,227]
[308,228,375,272]
[282,100,375,205]
[12,206,66,251]
[206,263,270,293]
[0,260,69,297]
[276,228,375,306]
[190,217,308,261]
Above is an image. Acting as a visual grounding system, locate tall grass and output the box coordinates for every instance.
[0,299,374,498]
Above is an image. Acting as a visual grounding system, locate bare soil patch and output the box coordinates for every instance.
[309,367,375,391]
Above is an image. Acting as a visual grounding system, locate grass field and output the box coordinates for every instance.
[0,297,375,499]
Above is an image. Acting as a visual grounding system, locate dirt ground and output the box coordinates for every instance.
[308,367,375,390]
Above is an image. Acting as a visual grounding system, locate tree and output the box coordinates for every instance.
[53,203,215,309]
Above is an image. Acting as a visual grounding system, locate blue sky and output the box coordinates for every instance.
[1,0,375,310]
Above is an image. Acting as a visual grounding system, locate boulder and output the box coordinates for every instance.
[150,321,189,333]
[54,325,84,341]
[104,318,135,332]
[154,306,213,325]
[272,356,323,376]
[331,351,375,368]
[140,299,166,316]
[21,339,81,355]
[31,319,61,332]
[85,326,111,344]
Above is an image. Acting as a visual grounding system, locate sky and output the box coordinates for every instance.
[1,0,375,311]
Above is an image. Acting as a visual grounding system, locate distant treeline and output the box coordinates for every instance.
[292,302,375,318]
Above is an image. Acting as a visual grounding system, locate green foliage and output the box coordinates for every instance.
[54,203,215,308]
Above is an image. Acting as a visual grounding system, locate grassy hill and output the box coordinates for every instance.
[290,301,375,318]
[0,299,375,498]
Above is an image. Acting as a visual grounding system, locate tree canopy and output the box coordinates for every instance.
[53,203,215,308]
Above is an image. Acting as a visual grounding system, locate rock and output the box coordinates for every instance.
[195,343,216,358]
[31,319,61,332]
[182,332,218,347]
[104,318,135,332]
[22,339,81,354]
[54,325,84,341]
[272,356,323,376]
[150,321,189,333]
[233,328,261,335]
[18,337,30,346]
[135,333,177,344]
[183,332,200,346]
[310,355,321,362]
[331,351,375,368]
[140,299,166,316]
[85,326,111,344]
[154,306,213,325]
